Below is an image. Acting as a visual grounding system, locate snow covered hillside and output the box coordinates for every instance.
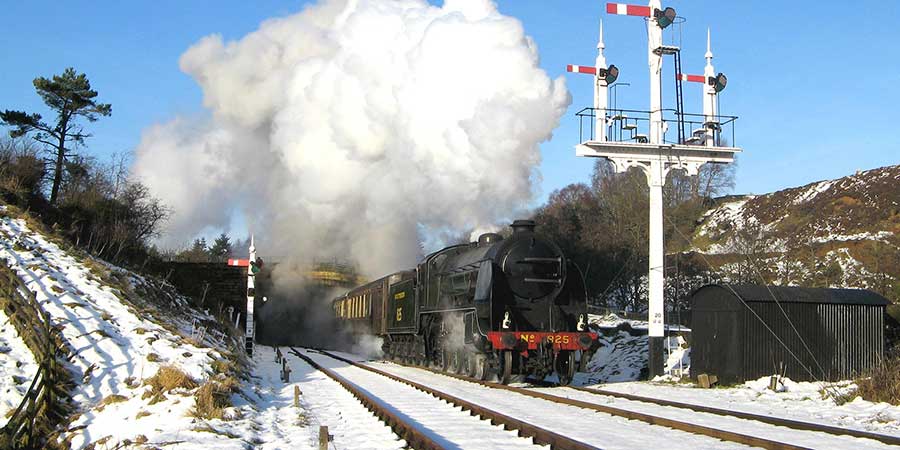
[0,205,246,448]
[688,165,900,293]
[0,307,39,425]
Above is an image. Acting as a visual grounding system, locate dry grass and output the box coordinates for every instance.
[100,394,128,406]
[192,376,239,420]
[147,353,161,363]
[211,359,233,375]
[856,349,900,405]
[97,394,128,412]
[135,410,151,419]
[144,365,197,398]
[193,424,241,439]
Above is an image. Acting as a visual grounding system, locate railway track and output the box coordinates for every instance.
[289,347,597,450]
[569,386,900,448]
[347,354,900,450]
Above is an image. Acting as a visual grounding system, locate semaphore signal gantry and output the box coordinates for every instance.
[568,1,742,377]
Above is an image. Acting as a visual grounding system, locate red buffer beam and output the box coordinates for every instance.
[606,3,652,17]
[567,64,597,75]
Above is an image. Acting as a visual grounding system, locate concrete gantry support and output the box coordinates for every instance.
[647,0,664,146]
[578,1,740,379]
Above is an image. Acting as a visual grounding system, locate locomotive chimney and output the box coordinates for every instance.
[510,219,536,234]
[478,233,503,246]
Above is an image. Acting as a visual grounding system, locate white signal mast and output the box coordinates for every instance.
[227,234,261,356]
[572,2,740,377]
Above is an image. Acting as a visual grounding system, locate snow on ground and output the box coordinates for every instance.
[597,377,900,438]
[304,348,546,450]
[588,312,690,332]
[362,358,746,449]
[0,308,39,424]
[695,197,751,241]
[210,345,406,450]
[579,331,647,384]
[0,208,236,448]
[793,179,836,205]
[810,230,894,244]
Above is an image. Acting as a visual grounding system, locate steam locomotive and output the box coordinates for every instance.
[332,219,596,385]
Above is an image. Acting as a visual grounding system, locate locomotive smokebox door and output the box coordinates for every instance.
[388,278,416,331]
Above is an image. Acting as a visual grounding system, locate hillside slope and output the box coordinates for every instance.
[689,165,900,296]
[0,205,246,448]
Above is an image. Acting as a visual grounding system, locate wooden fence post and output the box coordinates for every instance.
[319,426,332,450]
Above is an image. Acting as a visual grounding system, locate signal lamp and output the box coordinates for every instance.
[598,65,619,84]
[250,257,264,275]
[654,7,677,29]
[709,72,727,92]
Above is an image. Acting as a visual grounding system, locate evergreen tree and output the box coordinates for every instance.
[1,68,111,204]
[208,233,232,262]
[177,238,209,262]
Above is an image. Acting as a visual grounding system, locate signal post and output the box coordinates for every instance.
[571,1,741,377]
[228,235,263,356]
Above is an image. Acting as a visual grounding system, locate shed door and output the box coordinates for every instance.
[710,311,740,382]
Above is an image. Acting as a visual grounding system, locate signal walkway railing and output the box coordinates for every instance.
[576,107,738,148]
[0,259,73,449]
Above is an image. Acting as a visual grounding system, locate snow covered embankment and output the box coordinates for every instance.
[0,206,244,448]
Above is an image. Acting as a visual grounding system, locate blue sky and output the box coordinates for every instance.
[2,0,898,206]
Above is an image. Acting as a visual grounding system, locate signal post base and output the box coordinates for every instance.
[648,335,664,378]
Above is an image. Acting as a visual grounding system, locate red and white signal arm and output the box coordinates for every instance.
[677,73,706,83]
[566,64,597,75]
[606,3,652,17]
[228,258,250,267]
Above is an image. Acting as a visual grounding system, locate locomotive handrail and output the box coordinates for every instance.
[524,278,562,285]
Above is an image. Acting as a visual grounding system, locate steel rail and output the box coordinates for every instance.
[295,348,600,450]
[572,386,900,448]
[376,359,817,450]
[290,348,445,450]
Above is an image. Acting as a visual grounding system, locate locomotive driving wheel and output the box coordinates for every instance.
[555,351,576,386]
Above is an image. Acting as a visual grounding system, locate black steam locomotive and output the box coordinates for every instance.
[332,220,596,385]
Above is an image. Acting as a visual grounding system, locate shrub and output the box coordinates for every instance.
[100,394,128,406]
[192,377,238,420]
[856,348,900,405]
[144,365,197,396]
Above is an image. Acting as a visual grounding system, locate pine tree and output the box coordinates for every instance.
[1,68,111,204]
[208,233,232,262]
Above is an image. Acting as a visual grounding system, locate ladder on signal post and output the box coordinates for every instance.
[653,45,685,145]
[673,50,685,144]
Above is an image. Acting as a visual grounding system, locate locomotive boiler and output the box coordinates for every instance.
[332,219,596,385]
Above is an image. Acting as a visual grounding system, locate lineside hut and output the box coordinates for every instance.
[690,284,888,383]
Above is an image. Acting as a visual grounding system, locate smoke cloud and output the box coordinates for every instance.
[133,0,570,278]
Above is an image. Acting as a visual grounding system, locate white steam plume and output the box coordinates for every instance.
[132,0,570,277]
